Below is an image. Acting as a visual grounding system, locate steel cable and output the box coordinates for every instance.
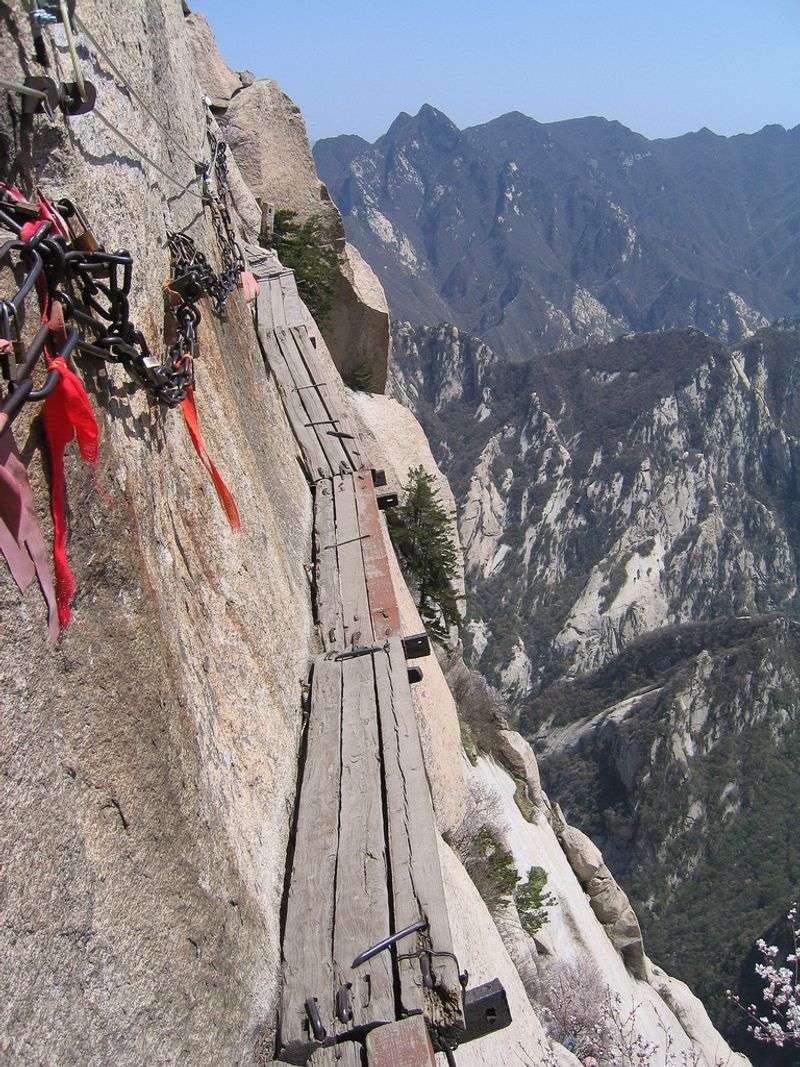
[89,105,206,201]
[72,12,205,170]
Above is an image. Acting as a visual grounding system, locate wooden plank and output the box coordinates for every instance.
[374,639,465,1032]
[259,328,330,480]
[280,269,307,327]
[280,659,343,1063]
[366,1018,436,1067]
[274,326,353,475]
[314,479,343,650]
[270,274,287,329]
[290,325,365,471]
[309,1043,363,1066]
[332,473,373,649]
[333,655,394,1032]
[353,470,402,642]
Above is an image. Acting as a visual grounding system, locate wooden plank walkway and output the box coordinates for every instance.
[314,470,401,652]
[252,259,365,480]
[280,656,395,1062]
[375,640,464,1028]
[246,251,469,1064]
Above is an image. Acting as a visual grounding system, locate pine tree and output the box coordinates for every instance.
[269,209,339,328]
[388,466,461,642]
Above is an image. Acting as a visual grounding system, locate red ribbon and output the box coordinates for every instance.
[0,433,59,640]
[180,387,240,530]
[2,183,100,632]
[42,354,99,629]
[0,184,80,636]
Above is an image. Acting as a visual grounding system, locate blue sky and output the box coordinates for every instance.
[192,0,799,143]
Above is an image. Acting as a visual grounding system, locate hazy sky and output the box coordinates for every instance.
[192,0,799,143]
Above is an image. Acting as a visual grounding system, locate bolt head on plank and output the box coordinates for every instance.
[365,1017,436,1067]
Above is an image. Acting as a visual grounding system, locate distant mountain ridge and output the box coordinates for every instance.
[315,105,800,356]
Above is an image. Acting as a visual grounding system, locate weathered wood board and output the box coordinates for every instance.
[353,470,402,642]
[269,272,288,329]
[290,324,365,470]
[365,1018,437,1067]
[374,639,465,1031]
[258,326,330,479]
[280,270,306,328]
[274,326,354,476]
[333,655,394,1031]
[313,479,344,650]
[280,658,343,1062]
[332,473,374,649]
[309,1043,363,1066]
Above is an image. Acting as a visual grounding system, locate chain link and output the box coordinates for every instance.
[0,128,246,414]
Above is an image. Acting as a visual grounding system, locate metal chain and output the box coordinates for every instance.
[0,128,245,418]
[158,128,247,397]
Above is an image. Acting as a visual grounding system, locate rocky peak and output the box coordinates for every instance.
[382,103,461,150]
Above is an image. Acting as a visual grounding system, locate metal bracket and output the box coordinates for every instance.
[323,533,370,550]
[401,633,431,660]
[351,919,429,969]
[304,997,327,1042]
[460,978,512,1044]
[332,642,386,662]
[377,491,399,510]
[335,984,353,1024]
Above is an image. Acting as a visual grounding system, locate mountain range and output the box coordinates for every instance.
[315,105,800,356]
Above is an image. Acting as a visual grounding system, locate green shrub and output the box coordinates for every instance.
[388,466,461,642]
[462,827,519,916]
[515,865,556,937]
[269,208,339,328]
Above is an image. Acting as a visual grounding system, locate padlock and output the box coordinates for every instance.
[170,270,205,304]
[57,198,99,253]
[0,337,19,383]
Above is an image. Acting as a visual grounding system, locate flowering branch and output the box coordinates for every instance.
[727,904,800,1049]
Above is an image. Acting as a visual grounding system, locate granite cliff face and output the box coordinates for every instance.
[315,107,800,357]
[392,325,800,694]
[2,4,312,1063]
[187,13,391,392]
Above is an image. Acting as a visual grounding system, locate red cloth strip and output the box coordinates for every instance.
[180,387,240,530]
[42,353,99,629]
[0,433,59,640]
